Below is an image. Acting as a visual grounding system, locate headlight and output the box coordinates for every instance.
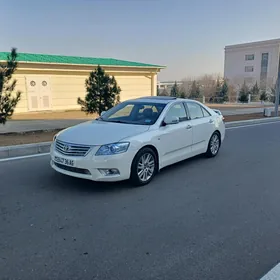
[95,142,130,156]
[53,134,57,141]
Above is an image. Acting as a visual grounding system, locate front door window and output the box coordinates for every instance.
[165,103,188,122]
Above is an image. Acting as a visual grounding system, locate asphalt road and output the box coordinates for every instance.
[1,123,280,280]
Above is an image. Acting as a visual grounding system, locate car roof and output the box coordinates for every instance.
[131,96,200,105]
[130,96,178,104]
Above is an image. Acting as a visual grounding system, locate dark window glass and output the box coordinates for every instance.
[245,54,254,61]
[245,66,254,72]
[101,101,166,125]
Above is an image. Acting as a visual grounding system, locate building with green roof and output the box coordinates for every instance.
[0,52,165,113]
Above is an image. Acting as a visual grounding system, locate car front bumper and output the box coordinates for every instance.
[50,142,134,182]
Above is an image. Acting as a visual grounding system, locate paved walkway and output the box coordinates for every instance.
[220,107,271,116]
[0,119,89,134]
[0,107,273,134]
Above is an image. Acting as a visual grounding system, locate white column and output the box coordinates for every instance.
[151,73,157,96]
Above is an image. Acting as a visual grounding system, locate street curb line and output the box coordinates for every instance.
[1,117,280,160]
[225,117,280,128]
[0,142,51,160]
[0,128,63,135]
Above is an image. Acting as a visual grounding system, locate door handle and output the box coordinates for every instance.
[209,119,214,123]
[186,125,192,129]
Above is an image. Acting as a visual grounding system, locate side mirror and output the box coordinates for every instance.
[163,116,180,125]
[100,111,106,116]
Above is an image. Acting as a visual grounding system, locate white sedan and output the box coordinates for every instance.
[50,97,225,186]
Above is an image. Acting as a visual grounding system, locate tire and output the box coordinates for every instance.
[205,132,221,158]
[130,147,158,186]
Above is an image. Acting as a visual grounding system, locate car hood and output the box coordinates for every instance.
[57,120,150,145]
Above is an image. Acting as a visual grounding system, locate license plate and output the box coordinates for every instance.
[54,156,75,167]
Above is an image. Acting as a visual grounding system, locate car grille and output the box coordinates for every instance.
[54,162,91,175]
[55,140,91,157]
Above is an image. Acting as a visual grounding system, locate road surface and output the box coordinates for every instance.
[1,122,280,280]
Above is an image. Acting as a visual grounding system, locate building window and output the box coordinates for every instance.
[260,52,269,89]
[245,66,254,72]
[245,54,254,61]
[262,53,269,62]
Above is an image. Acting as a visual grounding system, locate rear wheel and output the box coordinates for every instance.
[130,147,157,186]
[205,132,221,158]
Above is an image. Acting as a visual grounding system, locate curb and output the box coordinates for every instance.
[225,117,280,128]
[0,142,51,160]
[1,117,280,160]
[0,128,62,136]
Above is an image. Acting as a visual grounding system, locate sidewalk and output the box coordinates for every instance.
[1,110,95,134]
[220,107,270,116]
[0,119,90,134]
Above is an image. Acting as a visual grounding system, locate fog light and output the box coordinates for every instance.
[98,168,120,176]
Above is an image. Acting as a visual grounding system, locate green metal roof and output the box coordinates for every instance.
[0,52,165,68]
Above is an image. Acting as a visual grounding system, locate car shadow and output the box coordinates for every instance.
[50,152,222,194]
[155,149,225,181]
[157,154,206,176]
[50,171,133,194]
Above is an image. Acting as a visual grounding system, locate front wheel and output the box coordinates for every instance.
[130,147,157,186]
[205,132,221,158]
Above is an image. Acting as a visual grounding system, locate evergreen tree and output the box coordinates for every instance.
[214,78,221,103]
[260,90,268,102]
[220,79,229,103]
[213,77,228,103]
[170,81,179,97]
[251,82,260,101]
[179,86,187,98]
[238,82,250,103]
[0,48,22,125]
[189,80,201,99]
[77,65,121,115]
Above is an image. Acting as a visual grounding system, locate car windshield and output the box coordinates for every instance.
[100,101,166,125]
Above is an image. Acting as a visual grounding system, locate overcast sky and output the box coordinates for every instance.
[2,0,280,81]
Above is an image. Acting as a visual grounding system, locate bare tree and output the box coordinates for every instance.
[180,74,220,101]
[179,85,187,98]
[181,77,193,96]
[160,88,169,96]
[198,74,217,101]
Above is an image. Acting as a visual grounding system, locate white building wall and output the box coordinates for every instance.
[224,39,280,90]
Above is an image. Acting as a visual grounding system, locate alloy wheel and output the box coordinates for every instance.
[210,134,220,155]
[137,153,155,182]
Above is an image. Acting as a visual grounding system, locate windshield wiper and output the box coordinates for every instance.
[96,116,107,122]
[108,120,128,124]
